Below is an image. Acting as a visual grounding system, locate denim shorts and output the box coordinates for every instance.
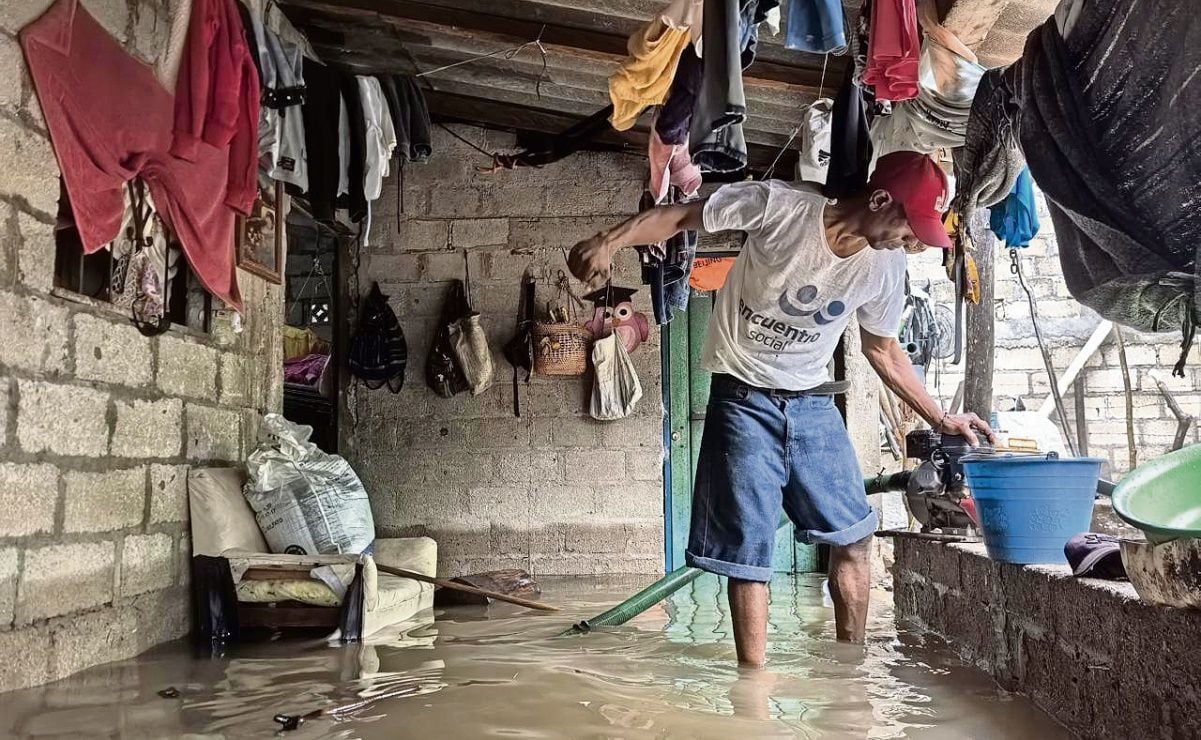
[685,374,878,582]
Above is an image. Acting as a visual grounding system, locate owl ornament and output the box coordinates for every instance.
[582,286,650,354]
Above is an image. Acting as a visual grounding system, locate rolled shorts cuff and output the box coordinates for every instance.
[796,508,878,547]
[685,551,773,583]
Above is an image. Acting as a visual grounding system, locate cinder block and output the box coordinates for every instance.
[0,28,23,109]
[73,314,154,387]
[17,210,57,292]
[111,397,183,458]
[1101,344,1159,367]
[388,219,449,251]
[0,547,18,628]
[16,380,109,457]
[993,346,1046,371]
[156,335,218,399]
[63,467,145,533]
[507,217,614,252]
[149,464,188,524]
[466,486,531,523]
[47,604,136,685]
[419,249,483,282]
[487,523,530,556]
[484,251,541,284]
[623,520,664,555]
[0,462,57,537]
[593,482,662,518]
[366,253,421,283]
[16,542,115,624]
[412,185,484,217]
[0,291,69,375]
[531,483,595,519]
[0,118,58,216]
[463,417,531,449]
[119,533,174,597]
[185,404,240,461]
[493,449,559,484]
[239,407,263,460]
[625,449,664,482]
[1085,368,1129,391]
[563,449,625,482]
[563,522,625,554]
[600,416,663,449]
[451,219,509,249]
[218,354,250,405]
[0,623,52,693]
[422,527,493,558]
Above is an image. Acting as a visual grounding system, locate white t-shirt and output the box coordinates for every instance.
[700,181,907,391]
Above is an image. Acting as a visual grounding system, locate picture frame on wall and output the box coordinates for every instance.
[236,180,284,284]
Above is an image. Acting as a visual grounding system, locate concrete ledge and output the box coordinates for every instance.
[892,539,1201,738]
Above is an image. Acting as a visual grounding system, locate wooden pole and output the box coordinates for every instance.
[376,563,561,612]
[963,212,995,419]
[1074,374,1089,456]
[1115,328,1137,469]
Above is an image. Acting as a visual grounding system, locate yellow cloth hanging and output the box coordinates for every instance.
[608,18,691,131]
[282,325,330,361]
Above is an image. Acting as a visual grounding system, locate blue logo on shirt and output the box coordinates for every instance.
[778,284,846,325]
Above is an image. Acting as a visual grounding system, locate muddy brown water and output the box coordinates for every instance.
[0,574,1071,739]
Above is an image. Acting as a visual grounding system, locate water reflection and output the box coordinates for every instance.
[0,574,1070,739]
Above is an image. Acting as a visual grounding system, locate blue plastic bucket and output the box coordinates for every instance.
[962,454,1103,564]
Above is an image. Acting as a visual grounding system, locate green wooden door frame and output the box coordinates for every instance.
[661,291,818,574]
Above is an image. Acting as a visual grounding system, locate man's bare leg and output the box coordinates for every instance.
[827,534,873,643]
[728,578,769,667]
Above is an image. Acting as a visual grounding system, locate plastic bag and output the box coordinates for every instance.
[243,414,375,555]
[590,333,643,421]
[449,312,494,395]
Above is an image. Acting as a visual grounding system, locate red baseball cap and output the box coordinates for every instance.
[867,152,953,249]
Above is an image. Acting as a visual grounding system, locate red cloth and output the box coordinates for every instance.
[21,0,242,309]
[171,0,260,214]
[862,0,920,101]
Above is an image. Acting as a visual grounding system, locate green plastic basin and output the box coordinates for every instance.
[1112,443,1201,543]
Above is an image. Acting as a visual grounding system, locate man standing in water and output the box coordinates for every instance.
[569,152,994,666]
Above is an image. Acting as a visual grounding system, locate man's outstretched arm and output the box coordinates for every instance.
[859,328,996,446]
[567,200,707,286]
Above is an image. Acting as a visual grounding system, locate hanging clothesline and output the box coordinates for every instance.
[410,25,550,99]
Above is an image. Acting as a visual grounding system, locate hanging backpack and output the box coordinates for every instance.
[426,280,472,398]
[348,282,408,393]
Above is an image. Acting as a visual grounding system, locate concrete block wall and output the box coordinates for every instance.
[0,0,284,692]
[892,539,1201,737]
[348,125,668,577]
[907,192,1201,476]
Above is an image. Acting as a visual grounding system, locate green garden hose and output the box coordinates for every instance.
[561,471,912,636]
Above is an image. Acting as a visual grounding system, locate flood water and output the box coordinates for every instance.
[0,574,1071,739]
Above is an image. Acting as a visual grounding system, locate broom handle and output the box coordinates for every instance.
[375,564,561,612]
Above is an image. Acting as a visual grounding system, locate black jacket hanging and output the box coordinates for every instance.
[348,282,408,393]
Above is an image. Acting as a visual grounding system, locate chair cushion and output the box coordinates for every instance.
[188,467,268,556]
[235,579,341,606]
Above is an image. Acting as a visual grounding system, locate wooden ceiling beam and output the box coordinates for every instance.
[281,0,835,91]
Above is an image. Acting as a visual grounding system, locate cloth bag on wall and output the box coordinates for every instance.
[590,332,643,421]
[447,252,494,395]
[449,313,494,395]
[426,280,472,398]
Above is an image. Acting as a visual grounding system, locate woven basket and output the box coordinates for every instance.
[532,322,592,376]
